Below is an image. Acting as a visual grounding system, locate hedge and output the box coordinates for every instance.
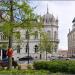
[33,60,75,74]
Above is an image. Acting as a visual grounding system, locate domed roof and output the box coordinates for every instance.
[42,8,56,23]
[43,13,54,19]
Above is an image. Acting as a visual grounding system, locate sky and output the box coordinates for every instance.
[29,1,75,50]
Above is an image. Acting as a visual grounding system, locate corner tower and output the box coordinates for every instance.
[42,6,59,52]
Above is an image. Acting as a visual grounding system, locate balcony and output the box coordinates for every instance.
[54,39,59,43]
[50,39,59,43]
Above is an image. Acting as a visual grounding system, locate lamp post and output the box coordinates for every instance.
[25,19,37,64]
[26,30,29,64]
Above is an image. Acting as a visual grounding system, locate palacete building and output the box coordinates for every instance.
[0,8,59,60]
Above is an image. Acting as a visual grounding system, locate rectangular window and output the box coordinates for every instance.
[26,30,30,40]
[34,31,38,39]
[26,45,28,53]
[17,45,20,53]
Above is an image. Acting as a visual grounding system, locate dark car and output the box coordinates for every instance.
[19,56,33,61]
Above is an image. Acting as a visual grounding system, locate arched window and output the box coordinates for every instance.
[3,34,7,40]
[47,30,51,39]
[0,33,3,40]
[0,34,3,40]
[54,44,57,52]
[34,31,38,39]
[26,30,29,39]
[34,45,38,53]
[0,34,2,40]
[47,18,50,23]
[46,18,48,23]
[42,18,44,22]
[17,45,20,53]
[26,45,28,53]
[54,31,57,40]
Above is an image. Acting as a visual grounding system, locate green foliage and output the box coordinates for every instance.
[50,72,69,75]
[1,0,43,39]
[0,0,43,51]
[27,64,33,70]
[38,32,53,53]
[33,60,75,74]
[0,70,49,75]
[1,44,7,49]
[68,60,75,74]
[0,0,43,70]
[2,22,13,37]
[13,32,20,40]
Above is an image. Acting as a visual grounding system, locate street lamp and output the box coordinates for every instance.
[25,19,38,64]
[26,30,29,64]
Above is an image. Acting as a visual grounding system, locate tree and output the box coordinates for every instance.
[0,0,43,69]
[38,32,53,60]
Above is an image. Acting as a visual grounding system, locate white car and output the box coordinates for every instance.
[50,56,59,60]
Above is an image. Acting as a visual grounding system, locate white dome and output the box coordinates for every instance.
[42,12,56,23]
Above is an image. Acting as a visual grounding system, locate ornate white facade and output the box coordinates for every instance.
[0,8,59,60]
[12,8,59,60]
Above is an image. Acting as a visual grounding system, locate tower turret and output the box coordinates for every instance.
[47,4,49,14]
[72,17,75,30]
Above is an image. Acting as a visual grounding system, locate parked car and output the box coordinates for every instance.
[19,56,33,61]
[50,56,59,60]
